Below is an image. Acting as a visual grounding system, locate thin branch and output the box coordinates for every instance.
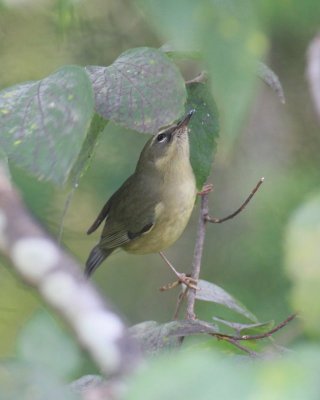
[173,289,188,320]
[214,313,297,342]
[186,191,210,320]
[0,164,140,377]
[159,251,197,290]
[206,177,264,224]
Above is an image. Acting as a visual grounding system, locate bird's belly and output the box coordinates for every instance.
[124,185,196,254]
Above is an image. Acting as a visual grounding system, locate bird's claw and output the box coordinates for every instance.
[159,274,198,291]
[197,183,213,196]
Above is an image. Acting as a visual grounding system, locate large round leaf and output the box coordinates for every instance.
[0,66,94,185]
[86,47,186,133]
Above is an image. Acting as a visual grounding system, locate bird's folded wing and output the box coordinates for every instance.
[100,221,154,249]
[87,198,111,234]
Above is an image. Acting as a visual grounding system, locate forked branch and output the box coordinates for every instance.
[185,178,265,321]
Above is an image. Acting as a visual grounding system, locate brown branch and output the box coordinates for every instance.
[214,313,297,342]
[173,289,188,320]
[184,178,264,320]
[186,191,210,320]
[206,177,264,224]
[0,164,141,378]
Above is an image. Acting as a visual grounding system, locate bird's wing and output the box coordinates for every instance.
[87,198,112,234]
[100,221,154,249]
[87,176,134,235]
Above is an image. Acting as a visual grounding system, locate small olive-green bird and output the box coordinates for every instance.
[85,109,196,277]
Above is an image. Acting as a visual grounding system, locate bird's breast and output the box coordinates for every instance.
[125,169,196,254]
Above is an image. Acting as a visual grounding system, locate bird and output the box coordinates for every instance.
[85,109,197,283]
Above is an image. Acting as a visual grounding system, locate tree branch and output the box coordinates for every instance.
[185,179,264,320]
[0,164,140,378]
[214,313,297,342]
[186,192,209,320]
[205,178,264,224]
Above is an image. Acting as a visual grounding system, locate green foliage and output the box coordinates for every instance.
[138,0,266,142]
[212,317,274,336]
[69,113,108,184]
[186,83,219,189]
[0,66,94,185]
[0,361,79,400]
[2,0,320,397]
[126,346,320,400]
[129,319,219,354]
[0,45,218,190]
[86,47,187,133]
[285,193,320,336]
[17,311,83,379]
[196,279,258,322]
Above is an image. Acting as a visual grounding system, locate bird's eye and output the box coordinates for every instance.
[156,133,167,143]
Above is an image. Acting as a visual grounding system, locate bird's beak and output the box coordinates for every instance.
[175,109,196,130]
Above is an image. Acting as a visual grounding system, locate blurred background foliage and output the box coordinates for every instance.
[1,0,320,382]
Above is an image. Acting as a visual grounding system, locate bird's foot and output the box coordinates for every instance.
[197,183,213,196]
[159,274,198,291]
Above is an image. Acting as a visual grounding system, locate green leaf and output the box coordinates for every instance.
[17,310,83,379]
[186,83,219,189]
[256,61,285,104]
[137,0,267,142]
[85,47,187,133]
[126,350,253,400]
[126,345,320,400]
[129,320,219,354]
[58,113,108,240]
[0,361,79,400]
[0,66,94,185]
[285,193,320,336]
[69,113,108,183]
[196,280,258,322]
[212,317,274,335]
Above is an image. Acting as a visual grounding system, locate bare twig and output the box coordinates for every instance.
[206,178,264,224]
[214,313,297,342]
[159,251,197,290]
[0,164,140,377]
[173,289,188,320]
[186,192,210,320]
[307,34,320,122]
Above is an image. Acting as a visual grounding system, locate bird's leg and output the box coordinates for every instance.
[197,183,213,196]
[159,251,198,291]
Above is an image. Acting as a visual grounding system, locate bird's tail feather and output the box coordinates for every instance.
[85,245,113,277]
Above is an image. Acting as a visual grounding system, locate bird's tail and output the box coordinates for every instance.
[85,245,114,278]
